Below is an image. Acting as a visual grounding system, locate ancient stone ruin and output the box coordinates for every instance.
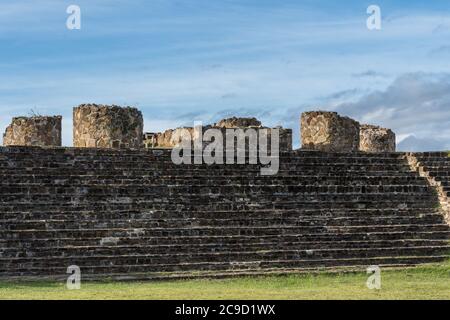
[300,111,397,153]
[301,111,360,152]
[143,132,157,149]
[144,127,197,148]
[2,115,62,147]
[1,146,449,280]
[0,105,449,282]
[73,104,143,149]
[143,117,293,151]
[360,124,396,152]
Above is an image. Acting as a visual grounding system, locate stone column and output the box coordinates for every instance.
[73,104,143,149]
[301,111,360,152]
[3,116,62,147]
[360,124,396,152]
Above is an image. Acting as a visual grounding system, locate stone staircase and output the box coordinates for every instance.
[0,146,449,281]
[407,152,450,225]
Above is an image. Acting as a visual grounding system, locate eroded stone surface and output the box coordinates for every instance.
[143,117,292,151]
[73,104,143,149]
[3,116,62,147]
[214,117,262,128]
[301,111,360,152]
[146,127,197,148]
[360,124,396,152]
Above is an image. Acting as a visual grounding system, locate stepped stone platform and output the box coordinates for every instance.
[0,146,449,281]
[408,152,450,225]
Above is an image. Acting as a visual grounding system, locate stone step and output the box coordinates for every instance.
[0,201,438,213]
[0,146,447,280]
[2,153,398,159]
[1,215,444,231]
[3,170,412,177]
[2,230,448,248]
[0,192,436,200]
[413,152,449,157]
[0,176,428,186]
[2,224,448,240]
[0,171,423,178]
[0,185,433,196]
[0,156,411,164]
[0,147,407,158]
[0,153,411,163]
[415,157,450,162]
[2,239,448,258]
[428,170,450,177]
[0,174,421,183]
[435,180,450,186]
[1,254,446,279]
[0,174,425,186]
[0,156,412,164]
[0,161,412,171]
[1,246,448,272]
[423,167,450,173]
[0,150,408,159]
[0,208,441,220]
[0,167,415,178]
[418,162,450,168]
[0,201,436,213]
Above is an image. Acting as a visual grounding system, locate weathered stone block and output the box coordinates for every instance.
[2,116,62,147]
[73,104,143,149]
[360,124,396,152]
[214,117,262,128]
[301,111,360,152]
[145,127,196,148]
[143,117,292,151]
[278,127,293,151]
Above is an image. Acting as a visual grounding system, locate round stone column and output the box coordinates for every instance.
[3,116,62,147]
[360,124,396,152]
[73,104,143,149]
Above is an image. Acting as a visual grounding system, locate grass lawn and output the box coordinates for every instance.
[1,261,449,300]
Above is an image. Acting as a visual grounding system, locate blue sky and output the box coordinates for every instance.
[1,0,450,149]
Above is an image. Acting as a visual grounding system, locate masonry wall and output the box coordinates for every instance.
[360,124,396,152]
[301,111,360,152]
[2,116,62,147]
[73,104,143,149]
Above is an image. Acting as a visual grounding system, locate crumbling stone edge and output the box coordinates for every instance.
[406,153,450,225]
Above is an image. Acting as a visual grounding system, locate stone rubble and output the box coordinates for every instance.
[2,116,62,147]
[360,124,396,152]
[143,117,293,151]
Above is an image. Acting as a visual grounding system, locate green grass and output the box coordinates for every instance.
[1,261,449,300]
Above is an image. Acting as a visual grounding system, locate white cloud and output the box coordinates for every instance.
[333,72,450,151]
